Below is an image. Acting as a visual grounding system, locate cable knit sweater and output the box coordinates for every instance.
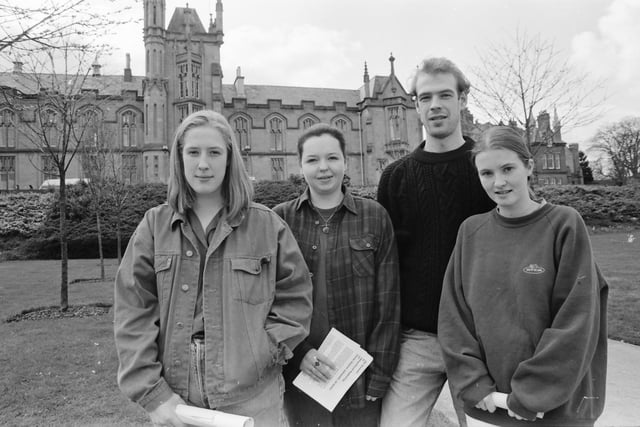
[377,137,494,333]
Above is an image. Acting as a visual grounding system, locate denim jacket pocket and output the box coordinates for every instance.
[349,234,378,277]
[154,255,174,303]
[230,256,272,305]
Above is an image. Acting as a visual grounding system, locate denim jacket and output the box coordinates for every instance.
[114,202,313,411]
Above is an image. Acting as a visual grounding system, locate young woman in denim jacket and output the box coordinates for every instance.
[114,110,313,427]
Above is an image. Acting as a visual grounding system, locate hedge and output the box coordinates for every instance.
[1,182,638,260]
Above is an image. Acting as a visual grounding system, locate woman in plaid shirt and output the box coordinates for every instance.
[274,123,401,427]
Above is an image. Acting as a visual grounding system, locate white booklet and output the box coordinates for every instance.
[292,327,373,412]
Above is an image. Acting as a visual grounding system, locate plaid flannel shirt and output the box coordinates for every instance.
[274,188,401,408]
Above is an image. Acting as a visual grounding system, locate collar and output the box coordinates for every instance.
[170,205,245,229]
[294,186,358,216]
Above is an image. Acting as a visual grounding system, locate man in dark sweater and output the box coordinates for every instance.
[377,57,494,427]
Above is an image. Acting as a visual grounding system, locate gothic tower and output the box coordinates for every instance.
[143,0,169,182]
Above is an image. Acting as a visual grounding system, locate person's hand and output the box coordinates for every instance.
[148,393,187,427]
[301,349,336,383]
[365,395,378,402]
[507,409,527,420]
[474,392,497,413]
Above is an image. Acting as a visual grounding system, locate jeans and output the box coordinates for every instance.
[380,329,467,427]
[188,336,287,426]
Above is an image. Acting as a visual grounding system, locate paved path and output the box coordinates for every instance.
[434,339,640,427]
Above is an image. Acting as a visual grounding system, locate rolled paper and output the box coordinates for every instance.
[175,404,255,427]
[492,392,544,419]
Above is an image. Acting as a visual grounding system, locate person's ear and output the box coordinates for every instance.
[459,92,468,109]
[527,159,534,175]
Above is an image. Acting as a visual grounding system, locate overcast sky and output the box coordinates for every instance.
[97,0,639,147]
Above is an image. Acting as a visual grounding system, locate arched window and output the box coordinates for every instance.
[388,107,401,140]
[271,157,285,181]
[41,154,57,181]
[122,154,138,184]
[302,117,315,130]
[78,108,100,147]
[0,109,15,148]
[0,155,16,190]
[191,62,201,98]
[333,118,348,131]
[269,117,284,151]
[234,116,250,150]
[42,109,58,147]
[122,111,137,147]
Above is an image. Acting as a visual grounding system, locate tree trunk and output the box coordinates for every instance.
[96,210,105,280]
[59,175,69,311]
[116,217,122,264]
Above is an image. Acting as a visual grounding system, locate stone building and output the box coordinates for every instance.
[465,109,583,185]
[0,0,421,190]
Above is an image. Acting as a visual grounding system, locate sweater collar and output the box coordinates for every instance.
[411,136,476,164]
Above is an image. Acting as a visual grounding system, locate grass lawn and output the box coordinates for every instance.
[590,230,640,345]
[0,230,637,426]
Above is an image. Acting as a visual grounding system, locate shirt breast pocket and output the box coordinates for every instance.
[230,256,272,305]
[349,234,378,277]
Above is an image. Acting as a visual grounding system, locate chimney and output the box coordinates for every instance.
[13,60,23,73]
[234,66,246,98]
[92,62,101,77]
[124,53,132,82]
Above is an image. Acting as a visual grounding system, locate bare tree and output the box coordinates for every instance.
[590,117,640,185]
[1,47,118,310]
[470,30,607,150]
[80,121,114,280]
[80,122,133,270]
[0,0,136,310]
[0,0,136,54]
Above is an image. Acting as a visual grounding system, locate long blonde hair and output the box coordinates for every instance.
[167,110,253,221]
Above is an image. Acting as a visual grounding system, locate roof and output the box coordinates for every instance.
[167,7,207,35]
[0,72,143,96]
[1,73,361,106]
[223,84,361,107]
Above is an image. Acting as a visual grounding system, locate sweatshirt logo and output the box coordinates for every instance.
[523,264,545,274]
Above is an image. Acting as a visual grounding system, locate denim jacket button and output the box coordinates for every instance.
[174,360,181,366]
[181,284,189,292]
[312,245,317,250]
[186,250,194,257]
[176,322,184,329]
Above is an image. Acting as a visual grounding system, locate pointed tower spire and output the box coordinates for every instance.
[553,106,562,141]
[215,0,223,34]
[363,62,370,98]
[553,106,561,128]
[209,13,215,32]
[389,52,395,75]
[389,53,397,93]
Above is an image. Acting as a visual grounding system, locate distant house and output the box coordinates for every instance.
[463,109,583,186]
